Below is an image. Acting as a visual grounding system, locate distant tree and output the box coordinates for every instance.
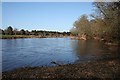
[25,30,30,35]
[20,29,26,35]
[0,29,5,35]
[0,29,2,35]
[6,26,13,35]
[13,28,19,35]
[31,30,38,35]
[2,30,5,35]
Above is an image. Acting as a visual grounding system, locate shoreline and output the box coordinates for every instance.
[0,35,70,39]
[70,36,119,46]
[1,35,119,46]
[2,58,120,79]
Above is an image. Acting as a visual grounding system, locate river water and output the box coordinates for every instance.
[1,38,119,72]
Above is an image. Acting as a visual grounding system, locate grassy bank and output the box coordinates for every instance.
[0,35,41,39]
[0,35,64,39]
[2,58,120,79]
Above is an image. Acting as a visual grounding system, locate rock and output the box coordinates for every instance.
[51,61,61,66]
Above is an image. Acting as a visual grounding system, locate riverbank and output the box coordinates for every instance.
[70,36,119,46]
[2,58,120,79]
[0,35,43,39]
[0,35,69,39]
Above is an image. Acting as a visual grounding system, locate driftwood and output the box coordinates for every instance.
[51,61,61,66]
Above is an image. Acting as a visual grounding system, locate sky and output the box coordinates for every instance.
[2,2,94,32]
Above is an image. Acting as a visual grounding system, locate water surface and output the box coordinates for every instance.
[1,38,119,72]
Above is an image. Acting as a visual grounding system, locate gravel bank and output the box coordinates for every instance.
[2,58,120,79]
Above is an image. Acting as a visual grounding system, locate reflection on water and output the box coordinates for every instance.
[71,39,119,62]
[72,40,107,55]
[1,38,119,72]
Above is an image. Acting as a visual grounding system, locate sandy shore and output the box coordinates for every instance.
[2,58,120,79]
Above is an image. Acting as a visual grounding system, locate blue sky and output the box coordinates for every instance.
[2,2,93,32]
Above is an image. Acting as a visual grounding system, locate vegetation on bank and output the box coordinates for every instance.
[0,26,71,39]
[70,1,120,44]
[0,35,43,39]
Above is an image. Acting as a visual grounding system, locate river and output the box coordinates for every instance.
[1,38,119,72]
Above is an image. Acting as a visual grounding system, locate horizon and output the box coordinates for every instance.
[2,2,93,32]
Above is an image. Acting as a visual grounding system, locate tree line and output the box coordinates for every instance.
[0,26,71,37]
[70,1,120,43]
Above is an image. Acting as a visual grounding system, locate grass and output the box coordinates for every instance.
[0,35,42,39]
